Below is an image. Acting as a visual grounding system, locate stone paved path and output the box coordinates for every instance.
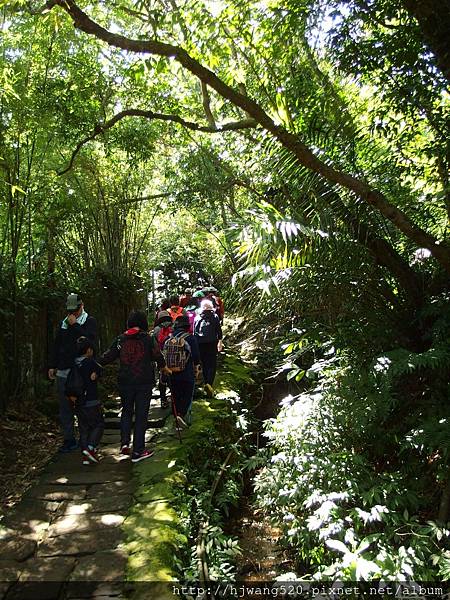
[0,392,170,600]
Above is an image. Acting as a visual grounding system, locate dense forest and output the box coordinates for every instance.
[1,0,449,588]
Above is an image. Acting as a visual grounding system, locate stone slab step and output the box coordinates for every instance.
[59,495,133,516]
[47,513,125,538]
[37,528,123,557]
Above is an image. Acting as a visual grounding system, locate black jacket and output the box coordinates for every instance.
[193,310,222,344]
[99,328,165,387]
[75,357,102,407]
[49,316,97,370]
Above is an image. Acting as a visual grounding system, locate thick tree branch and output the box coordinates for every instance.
[57,109,258,175]
[46,0,450,272]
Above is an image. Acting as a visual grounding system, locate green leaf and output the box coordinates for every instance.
[326,539,349,554]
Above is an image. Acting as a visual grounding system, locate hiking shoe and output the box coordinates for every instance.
[176,415,189,429]
[131,449,154,463]
[82,458,90,465]
[120,445,131,456]
[205,384,214,398]
[82,448,99,464]
[58,439,78,453]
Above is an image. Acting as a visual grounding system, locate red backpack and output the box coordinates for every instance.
[157,325,173,350]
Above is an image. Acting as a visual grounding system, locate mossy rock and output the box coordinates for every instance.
[124,500,186,583]
[134,480,174,504]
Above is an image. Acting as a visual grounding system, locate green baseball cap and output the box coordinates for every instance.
[66,293,82,310]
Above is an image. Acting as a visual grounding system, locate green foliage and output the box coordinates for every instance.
[171,355,254,581]
[253,318,450,579]
[175,425,246,581]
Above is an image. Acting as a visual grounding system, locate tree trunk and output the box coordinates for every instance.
[438,474,450,524]
[350,221,423,308]
[402,0,450,83]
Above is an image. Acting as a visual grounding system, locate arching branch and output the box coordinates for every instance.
[57,109,258,175]
[45,0,450,273]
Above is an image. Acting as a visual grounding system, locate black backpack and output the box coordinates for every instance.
[65,365,85,403]
[195,312,217,343]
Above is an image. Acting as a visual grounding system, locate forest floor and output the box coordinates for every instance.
[232,497,294,581]
[0,407,61,513]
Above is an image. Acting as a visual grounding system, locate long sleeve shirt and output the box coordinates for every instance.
[49,316,97,371]
[98,328,165,387]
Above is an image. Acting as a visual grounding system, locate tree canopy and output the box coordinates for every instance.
[0,0,449,582]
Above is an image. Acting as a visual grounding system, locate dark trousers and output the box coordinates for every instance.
[76,405,104,450]
[57,375,76,441]
[159,380,168,401]
[119,385,152,455]
[169,377,195,418]
[199,342,218,386]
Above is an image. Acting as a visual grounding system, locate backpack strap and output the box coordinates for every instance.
[175,332,190,340]
[175,332,191,353]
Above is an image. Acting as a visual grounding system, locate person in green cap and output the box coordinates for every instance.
[192,289,205,301]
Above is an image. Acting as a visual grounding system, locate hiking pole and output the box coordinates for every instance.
[171,391,182,444]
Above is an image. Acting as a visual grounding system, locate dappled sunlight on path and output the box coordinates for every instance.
[0,391,170,599]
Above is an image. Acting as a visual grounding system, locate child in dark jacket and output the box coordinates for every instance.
[165,315,200,429]
[73,337,104,465]
[99,311,170,463]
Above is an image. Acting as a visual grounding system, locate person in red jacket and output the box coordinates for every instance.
[168,295,185,321]
[210,287,224,324]
[153,310,173,409]
[179,289,192,308]
[99,311,171,462]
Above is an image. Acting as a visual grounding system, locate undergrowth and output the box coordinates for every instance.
[251,297,450,580]
[172,353,254,582]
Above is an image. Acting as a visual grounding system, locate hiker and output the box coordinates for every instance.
[194,299,223,397]
[68,337,104,465]
[153,298,170,327]
[153,310,173,409]
[48,293,97,453]
[211,288,225,324]
[168,295,185,321]
[192,289,205,305]
[164,315,200,429]
[184,299,199,334]
[179,289,192,308]
[99,310,170,463]
[201,289,219,318]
